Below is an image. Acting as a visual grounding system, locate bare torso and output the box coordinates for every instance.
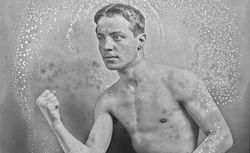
[102,63,199,153]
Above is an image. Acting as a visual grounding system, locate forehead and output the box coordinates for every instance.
[96,15,132,34]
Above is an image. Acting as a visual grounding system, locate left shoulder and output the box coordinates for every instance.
[170,68,201,84]
[149,62,200,82]
[163,67,205,101]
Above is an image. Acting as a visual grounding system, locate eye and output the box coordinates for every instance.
[97,36,105,41]
[112,34,124,41]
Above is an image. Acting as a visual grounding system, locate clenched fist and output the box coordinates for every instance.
[36,89,61,128]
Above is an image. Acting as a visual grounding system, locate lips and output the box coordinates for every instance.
[104,55,119,59]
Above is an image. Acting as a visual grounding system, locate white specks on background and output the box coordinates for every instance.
[10,0,240,152]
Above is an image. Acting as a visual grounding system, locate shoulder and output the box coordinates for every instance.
[168,67,200,84]
[163,66,204,101]
[94,81,119,118]
[149,63,201,85]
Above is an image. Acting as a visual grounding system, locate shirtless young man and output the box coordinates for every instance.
[36,3,233,153]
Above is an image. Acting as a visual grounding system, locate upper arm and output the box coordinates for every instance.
[85,94,113,153]
[170,70,232,138]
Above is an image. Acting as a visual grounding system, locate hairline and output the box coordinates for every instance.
[94,4,145,37]
[95,15,139,37]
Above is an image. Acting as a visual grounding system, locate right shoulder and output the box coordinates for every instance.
[94,81,119,119]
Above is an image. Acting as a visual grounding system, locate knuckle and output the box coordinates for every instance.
[48,93,55,98]
[47,103,55,108]
[36,98,43,105]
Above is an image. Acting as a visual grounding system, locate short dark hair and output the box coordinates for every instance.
[94,3,145,36]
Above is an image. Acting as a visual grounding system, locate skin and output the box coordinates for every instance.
[36,15,233,153]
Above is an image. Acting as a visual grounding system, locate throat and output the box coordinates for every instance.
[117,59,147,81]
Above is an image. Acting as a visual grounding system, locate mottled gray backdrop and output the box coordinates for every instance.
[0,0,249,153]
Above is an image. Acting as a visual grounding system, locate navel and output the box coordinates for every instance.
[159,118,168,123]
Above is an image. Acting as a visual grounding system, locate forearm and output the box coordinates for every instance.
[51,122,94,153]
[36,90,96,153]
[192,131,233,153]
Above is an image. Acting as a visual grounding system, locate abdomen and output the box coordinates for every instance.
[130,109,198,153]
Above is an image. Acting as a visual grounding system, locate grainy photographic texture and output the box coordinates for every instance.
[0,0,249,153]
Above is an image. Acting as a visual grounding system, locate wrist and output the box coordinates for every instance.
[51,119,64,130]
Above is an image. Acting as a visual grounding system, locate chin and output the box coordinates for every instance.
[105,65,121,70]
[106,66,118,70]
[105,63,126,71]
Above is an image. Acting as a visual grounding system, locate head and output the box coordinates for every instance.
[94,3,146,70]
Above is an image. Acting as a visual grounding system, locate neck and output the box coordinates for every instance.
[117,51,147,84]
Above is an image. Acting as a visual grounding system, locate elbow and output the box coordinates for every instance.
[223,132,234,151]
[211,129,233,151]
[226,134,233,149]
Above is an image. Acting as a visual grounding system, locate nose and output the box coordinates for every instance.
[103,37,114,52]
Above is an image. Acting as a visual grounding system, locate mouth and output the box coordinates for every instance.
[104,55,119,60]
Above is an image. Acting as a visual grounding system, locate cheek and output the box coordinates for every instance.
[98,43,104,53]
[129,40,138,50]
[98,41,102,48]
[127,42,138,54]
[121,40,137,50]
[98,44,101,51]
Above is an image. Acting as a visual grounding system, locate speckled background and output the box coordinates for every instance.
[0,0,249,153]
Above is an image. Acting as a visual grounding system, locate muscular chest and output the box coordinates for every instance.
[111,80,180,133]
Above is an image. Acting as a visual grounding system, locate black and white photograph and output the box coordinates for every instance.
[0,0,249,153]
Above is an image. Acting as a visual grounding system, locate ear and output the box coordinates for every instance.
[137,33,146,50]
[137,33,147,50]
[139,33,147,43]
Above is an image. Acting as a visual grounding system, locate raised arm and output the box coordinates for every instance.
[36,89,113,153]
[170,70,233,153]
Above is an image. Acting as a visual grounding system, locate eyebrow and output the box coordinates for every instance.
[110,31,126,35]
[96,33,104,36]
[96,31,126,36]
